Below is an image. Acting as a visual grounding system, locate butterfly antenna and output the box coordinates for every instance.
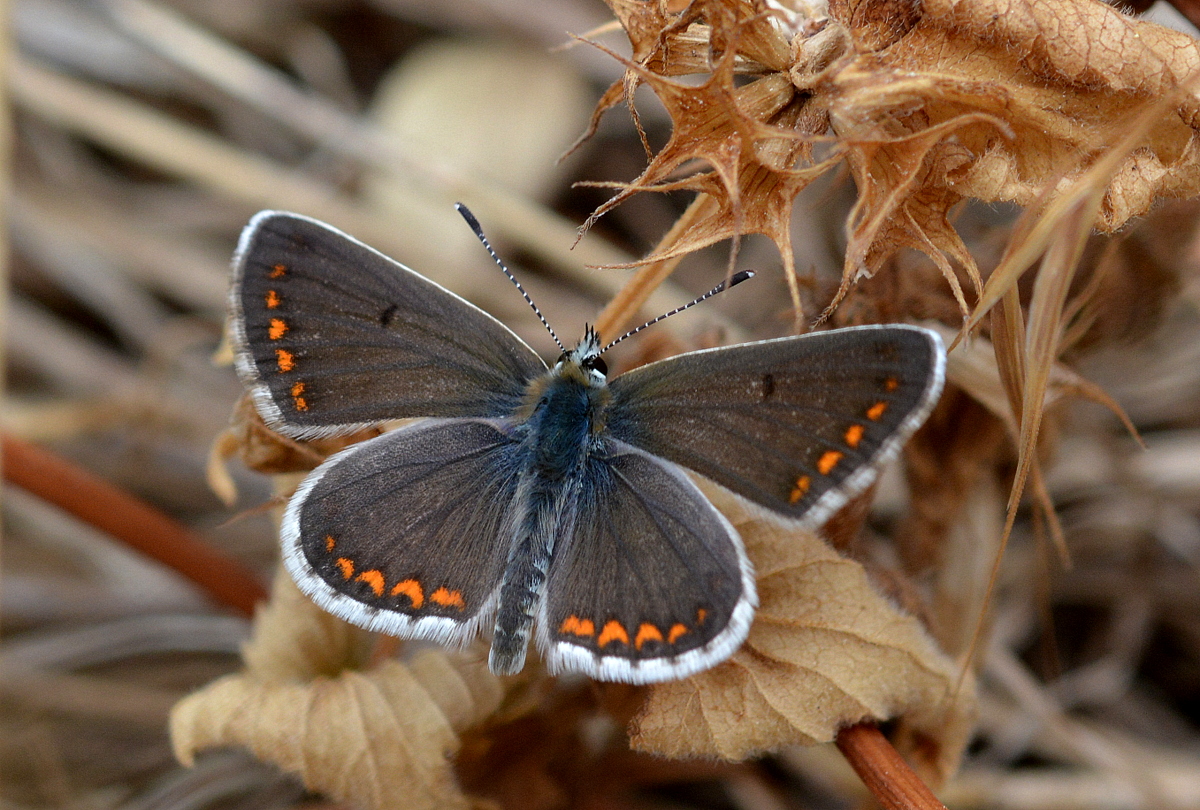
[455,203,566,353]
[602,271,754,353]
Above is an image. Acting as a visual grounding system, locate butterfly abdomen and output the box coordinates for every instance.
[489,465,581,675]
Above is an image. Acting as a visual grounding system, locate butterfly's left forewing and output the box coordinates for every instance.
[231,211,547,438]
[283,418,525,645]
[538,441,756,683]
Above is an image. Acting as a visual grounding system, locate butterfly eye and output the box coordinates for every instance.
[556,352,569,365]
[590,357,608,376]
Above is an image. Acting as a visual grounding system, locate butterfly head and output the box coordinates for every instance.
[554,325,608,386]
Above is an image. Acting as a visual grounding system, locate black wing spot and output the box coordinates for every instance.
[379,304,399,327]
[761,373,775,399]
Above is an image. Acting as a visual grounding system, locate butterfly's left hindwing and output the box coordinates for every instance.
[282,418,525,646]
[538,441,756,683]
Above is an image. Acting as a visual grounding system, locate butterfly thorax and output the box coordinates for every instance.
[515,331,611,480]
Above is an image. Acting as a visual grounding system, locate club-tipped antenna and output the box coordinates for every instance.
[602,271,754,353]
[456,203,565,354]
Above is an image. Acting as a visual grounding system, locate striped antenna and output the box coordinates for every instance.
[456,203,565,353]
[602,271,754,353]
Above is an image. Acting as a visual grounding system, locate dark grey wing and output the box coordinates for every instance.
[230,211,547,438]
[606,325,945,528]
[537,441,756,683]
[282,418,526,646]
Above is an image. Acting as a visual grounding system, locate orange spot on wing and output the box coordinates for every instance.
[356,569,385,597]
[559,615,595,637]
[866,401,888,421]
[844,424,864,448]
[391,579,423,608]
[635,623,664,650]
[598,620,629,647]
[788,475,811,504]
[430,587,465,610]
[268,318,288,340]
[276,349,295,372]
[269,264,286,278]
[696,608,708,625]
[668,623,688,643]
[335,558,354,579]
[265,290,280,309]
[817,450,843,475]
[324,535,335,552]
[291,382,308,411]
[885,377,899,392]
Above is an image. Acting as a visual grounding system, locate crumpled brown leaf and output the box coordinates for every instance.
[585,0,1200,317]
[633,480,976,784]
[170,568,504,810]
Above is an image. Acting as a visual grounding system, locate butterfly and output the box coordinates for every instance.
[228,208,946,683]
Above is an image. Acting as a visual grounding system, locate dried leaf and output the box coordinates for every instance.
[632,480,976,785]
[170,661,471,810]
[170,569,504,810]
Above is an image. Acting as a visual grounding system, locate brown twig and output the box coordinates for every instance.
[2,432,267,616]
[835,723,947,810]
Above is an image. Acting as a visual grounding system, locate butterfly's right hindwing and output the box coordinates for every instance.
[231,211,547,437]
[538,441,756,683]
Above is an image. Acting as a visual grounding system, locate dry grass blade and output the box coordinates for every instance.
[949,80,1197,681]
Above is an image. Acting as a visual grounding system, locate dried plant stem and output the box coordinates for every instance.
[593,193,719,341]
[835,723,947,810]
[2,433,267,616]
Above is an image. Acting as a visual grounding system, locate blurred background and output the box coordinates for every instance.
[5,1,1200,808]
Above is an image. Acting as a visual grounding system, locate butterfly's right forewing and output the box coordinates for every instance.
[231,211,547,437]
[606,325,945,529]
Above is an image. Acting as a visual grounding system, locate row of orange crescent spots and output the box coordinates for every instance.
[265,262,293,372]
[790,391,897,502]
[262,276,307,413]
[328,544,465,611]
[559,608,707,649]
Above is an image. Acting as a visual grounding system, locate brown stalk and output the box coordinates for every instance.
[2,432,267,616]
[835,723,947,810]
[592,193,719,342]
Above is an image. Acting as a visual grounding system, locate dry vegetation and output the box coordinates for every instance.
[5,1,1200,808]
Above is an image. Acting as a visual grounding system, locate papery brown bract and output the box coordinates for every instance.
[585,0,1200,318]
